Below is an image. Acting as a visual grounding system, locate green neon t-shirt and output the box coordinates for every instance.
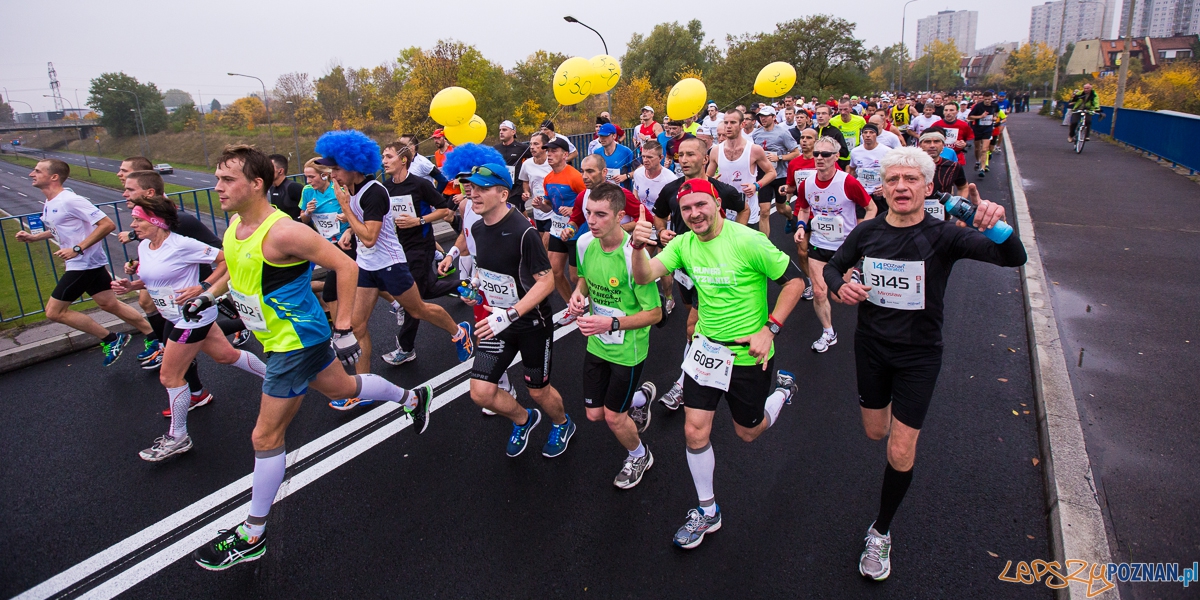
[656,220,789,366]
[576,231,661,366]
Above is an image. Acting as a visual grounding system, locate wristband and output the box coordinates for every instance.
[200,281,212,291]
[796,220,806,230]
[769,315,783,330]
[448,246,461,261]
[754,182,761,192]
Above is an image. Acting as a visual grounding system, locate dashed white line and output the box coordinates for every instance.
[17,192,28,197]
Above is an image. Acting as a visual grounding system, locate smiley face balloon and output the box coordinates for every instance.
[753,62,797,98]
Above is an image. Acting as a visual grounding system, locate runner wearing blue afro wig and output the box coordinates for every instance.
[441,143,506,182]
[313,130,381,176]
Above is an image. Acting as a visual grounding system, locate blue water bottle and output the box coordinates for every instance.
[458,278,482,303]
[939,193,1013,243]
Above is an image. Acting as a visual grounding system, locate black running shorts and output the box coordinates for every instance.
[582,352,645,413]
[854,334,943,430]
[471,320,553,389]
[50,267,112,302]
[683,355,775,429]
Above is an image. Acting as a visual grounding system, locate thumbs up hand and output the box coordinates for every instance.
[631,204,653,249]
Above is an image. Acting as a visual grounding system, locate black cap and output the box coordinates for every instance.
[314,156,338,167]
[541,120,555,131]
[543,137,570,152]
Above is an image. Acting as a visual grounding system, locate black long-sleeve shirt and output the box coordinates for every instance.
[824,214,1027,346]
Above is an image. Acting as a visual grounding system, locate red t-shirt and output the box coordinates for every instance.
[932,118,974,165]
[793,172,872,217]
[785,156,842,191]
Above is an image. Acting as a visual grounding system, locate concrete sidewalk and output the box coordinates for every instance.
[1007,113,1200,600]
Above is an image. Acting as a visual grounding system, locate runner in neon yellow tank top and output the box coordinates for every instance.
[188,144,436,572]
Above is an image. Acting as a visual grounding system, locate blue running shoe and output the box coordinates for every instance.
[102,332,131,367]
[542,415,576,458]
[138,338,164,370]
[506,408,542,457]
[776,370,798,405]
[454,321,474,361]
[673,505,722,549]
[329,397,374,411]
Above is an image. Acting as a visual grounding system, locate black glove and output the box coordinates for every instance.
[181,292,216,322]
[331,328,361,366]
[216,295,239,320]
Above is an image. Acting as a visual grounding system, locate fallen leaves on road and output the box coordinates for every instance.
[998,378,1009,382]
[1032,458,1040,466]
[1012,410,1019,415]
[1008,348,1016,352]
[1027,534,1035,540]
[988,551,999,558]
[1023,411,1030,415]
[999,334,1007,338]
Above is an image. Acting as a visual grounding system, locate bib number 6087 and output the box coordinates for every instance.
[692,349,722,369]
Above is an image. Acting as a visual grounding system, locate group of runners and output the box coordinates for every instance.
[14,82,1027,580]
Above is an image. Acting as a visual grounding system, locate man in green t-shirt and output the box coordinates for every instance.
[835,100,868,149]
[630,178,803,550]
[568,182,662,489]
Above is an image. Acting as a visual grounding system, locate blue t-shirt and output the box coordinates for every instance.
[940,148,958,162]
[302,184,347,241]
[591,144,637,189]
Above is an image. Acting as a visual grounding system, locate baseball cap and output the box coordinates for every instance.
[641,105,655,113]
[543,137,570,152]
[677,178,719,201]
[598,123,617,136]
[499,120,515,130]
[313,156,338,167]
[464,163,514,189]
[757,105,776,117]
[707,102,717,109]
[541,120,555,130]
[431,129,445,139]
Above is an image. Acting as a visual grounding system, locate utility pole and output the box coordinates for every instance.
[286,100,301,170]
[198,90,210,168]
[1111,0,1137,136]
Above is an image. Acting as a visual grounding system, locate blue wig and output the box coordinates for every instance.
[441,143,505,180]
[314,130,381,176]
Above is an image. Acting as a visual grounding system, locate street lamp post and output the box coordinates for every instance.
[107,87,148,157]
[228,73,276,152]
[899,0,921,92]
[563,16,613,114]
[44,94,92,177]
[6,99,39,153]
[197,90,209,168]
[286,100,301,170]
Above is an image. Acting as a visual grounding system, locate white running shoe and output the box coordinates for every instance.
[859,524,892,581]
[811,330,838,353]
[139,434,193,462]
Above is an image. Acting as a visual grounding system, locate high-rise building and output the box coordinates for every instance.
[1119,0,1200,36]
[915,10,978,58]
[1030,0,1118,52]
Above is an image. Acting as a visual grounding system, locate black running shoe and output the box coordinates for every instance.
[193,525,266,570]
[408,384,434,434]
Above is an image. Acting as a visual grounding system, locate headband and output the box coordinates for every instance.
[919,131,946,143]
[132,205,169,230]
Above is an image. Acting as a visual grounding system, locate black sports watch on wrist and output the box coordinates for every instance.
[766,320,782,336]
[72,245,83,254]
[610,317,621,333]
[128,229,139,241]
[200,281,212,291]
[419,217,426,225]
[506,307,520,322]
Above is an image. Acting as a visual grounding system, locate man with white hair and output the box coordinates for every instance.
[821,146,1027,582]
[791,136,875,353]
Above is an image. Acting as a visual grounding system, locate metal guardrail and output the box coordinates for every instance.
[1098,105,1200,175]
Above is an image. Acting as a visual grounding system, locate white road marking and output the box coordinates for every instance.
[17,192,28,197]
[17,315,579,600]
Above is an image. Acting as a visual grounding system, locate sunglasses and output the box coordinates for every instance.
[814,151,837,158]
[459,164,504,184]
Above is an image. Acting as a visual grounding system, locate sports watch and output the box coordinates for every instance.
[610,317,621,333]
[72,245,83,254]
[766,319,782,336]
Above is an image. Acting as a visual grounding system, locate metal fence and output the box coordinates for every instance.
[1098,106,1200,174]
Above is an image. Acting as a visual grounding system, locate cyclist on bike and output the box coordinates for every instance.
[1068,83,1099,145]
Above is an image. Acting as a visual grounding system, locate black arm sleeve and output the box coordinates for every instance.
[950,226,1028,267]
[359,185,390,222]
[174,212,223,249]
[823,223,867,296]
[430,167,449,191]
[773,259,805,285]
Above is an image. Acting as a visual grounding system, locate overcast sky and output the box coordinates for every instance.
[3,0,1108,113]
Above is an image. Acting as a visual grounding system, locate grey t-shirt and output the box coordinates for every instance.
[753,126,799,176]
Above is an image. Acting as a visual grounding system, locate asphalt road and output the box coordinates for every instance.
[0,151,1051,599]
[1008,114,1200,600]
[8,145,217,188]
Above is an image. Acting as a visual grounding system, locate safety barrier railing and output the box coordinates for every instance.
[1098,106,1200,175]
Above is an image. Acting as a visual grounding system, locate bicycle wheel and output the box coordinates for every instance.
[1074,117,1086,154]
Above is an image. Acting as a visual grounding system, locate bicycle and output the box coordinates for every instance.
[1070,110,1101,154]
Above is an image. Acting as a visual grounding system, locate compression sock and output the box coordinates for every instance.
[355,374,413,409]
[631,388,648,409]
[686,443,715,512]
[391,300,402,311]
[699,498,718,517]
[629,441,646,459]
[874,463,914,535]
[232,350,266,378]
[146,312,167,340]
[764,389,788,428]
[101,332,118,344]
[185,360,203,394]
[247,446,286,534]
[167,384,190,439]
[239,518,266,542]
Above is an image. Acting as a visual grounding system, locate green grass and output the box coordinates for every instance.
[0,153,192,195]
[0,218,101,330]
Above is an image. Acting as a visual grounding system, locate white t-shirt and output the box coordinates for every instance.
[410,153,438,186]
[910,114,941,137]
[552,133,577,154]
[41,189,108,271]
[586,138,602,156]
[136,234,220,327]
[631,166,679,211]
[518,157,553,221]
[351,180,407,271]
[849,144,891,194]
[877,129,903,149]
[700,115,722,139]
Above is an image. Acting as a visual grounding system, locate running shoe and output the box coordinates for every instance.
[163,390,213,417]
[101,332,131,367]
[137,338,163,368]
[977,169,986,179]
[329,397,372,411]
[673,506,722,549]
[784,218,795,233]
[193,525,267,571]
[391,305,407,327]
[506,408,542,457]
[628,382,655,433]
[139,434,193,461]
[812,330,838,353]
[439,264,457,279]
[660,380,683,411]
[382,347,417,366]
[802,282,814,301]
[859,523,892,581]
[542,415,576,458]
[407,384,434,434]
[776,370,798,405]
[665,297,675,316]
[614,446,654,489]
[454,321,475,361]
[554,312,577,327]
[231,330,252,348]
[433,250,445,263]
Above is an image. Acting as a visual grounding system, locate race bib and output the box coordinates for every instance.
[357,236,378,255]
[312,212,340,239]
[229,288,269,332]
[794,169,816,188]
[857,167,881,190]
[863,258,925,310]
[506,165,516,180]
[549,212,570,237]
[924,198,946,220]
[28,215,45,235]
[606,167,620,182]
[673,269,694,290]
[681,335,735,391]
[531,181,546,199]
[389,195,416,219]
[149,287,180,321]
[591,302,626,345]
[477,268,519,309]
[725,208,738,221]
[813,213,844,242]
[944,129,959,145]
[980,114,994,126]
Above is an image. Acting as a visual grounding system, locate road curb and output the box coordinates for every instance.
[1004,131,1117,599]
[0,316,138,374]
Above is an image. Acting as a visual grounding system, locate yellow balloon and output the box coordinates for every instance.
[589,54,621,95]
[553,57,594,106]
[666,78,707,121]
[429,87,476,127]
[444,114,487,146]
[753,62,797,98]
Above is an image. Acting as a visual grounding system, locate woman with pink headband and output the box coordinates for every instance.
[112,196,268,462]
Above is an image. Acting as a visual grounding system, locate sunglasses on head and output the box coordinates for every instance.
[469,165,500,178]
[814,151,837,158]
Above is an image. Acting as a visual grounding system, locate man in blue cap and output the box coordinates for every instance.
[592,122,637,190]
[458,163,575,459]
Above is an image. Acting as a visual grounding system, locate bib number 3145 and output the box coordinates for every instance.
[862,257,925,310]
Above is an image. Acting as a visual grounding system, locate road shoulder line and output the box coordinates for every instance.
[1004,131,1116,599]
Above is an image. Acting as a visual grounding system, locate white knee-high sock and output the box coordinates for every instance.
[167,384,190,439]
[686,443,715,505]
[355,374,413,409]
[248,446,287,528]
[232,350,266,378]
[764,389,788,428]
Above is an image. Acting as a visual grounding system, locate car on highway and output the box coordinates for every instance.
[154,163,174,174]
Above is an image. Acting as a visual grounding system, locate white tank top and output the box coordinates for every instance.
[717,141,759,224]
[803,170,859,251]
[351,179,407,270]
[462,196,482,256]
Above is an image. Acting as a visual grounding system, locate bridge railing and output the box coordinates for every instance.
[1098,106,1200,175]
